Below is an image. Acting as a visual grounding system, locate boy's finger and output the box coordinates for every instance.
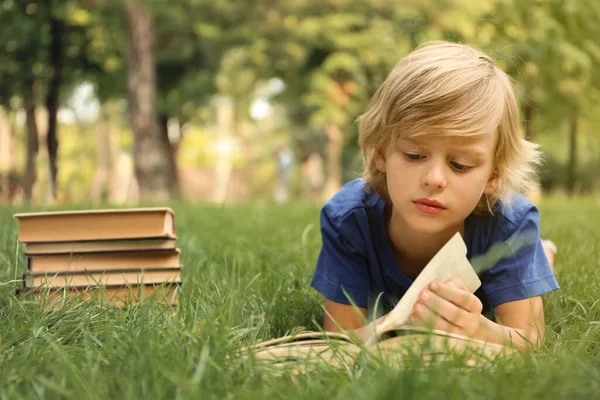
[429,282,483,314]
[444,277,469,291]
[412,301,457,333]
[421,289,474,328]
[411,301,441,328]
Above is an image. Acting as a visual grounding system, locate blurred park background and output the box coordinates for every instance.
[0,0,599,207]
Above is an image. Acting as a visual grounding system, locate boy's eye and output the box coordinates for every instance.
[403,153,424,161]
[450,161,473,172]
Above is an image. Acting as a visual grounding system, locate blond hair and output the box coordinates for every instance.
[358,41,540,213]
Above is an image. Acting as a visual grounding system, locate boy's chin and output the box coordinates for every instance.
[406,215,461,235]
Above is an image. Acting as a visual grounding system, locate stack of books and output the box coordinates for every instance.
[13,208,182,308]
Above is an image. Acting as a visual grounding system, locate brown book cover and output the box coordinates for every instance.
[27,248,181,274]
[18,282,181,309]
[14,207,175,243]
[24,267,181,288]
[24,237,177,255]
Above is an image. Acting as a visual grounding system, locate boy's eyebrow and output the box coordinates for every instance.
[398,137,425,145]
[449,148,488,160]
[398,137,489,160]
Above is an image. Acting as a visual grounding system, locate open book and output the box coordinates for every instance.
[242,233,516,370]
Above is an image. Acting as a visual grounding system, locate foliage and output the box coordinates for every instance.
[1,0,599,201]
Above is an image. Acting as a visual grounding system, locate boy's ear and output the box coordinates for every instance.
[483,169,499,195]
[374,150,387,173]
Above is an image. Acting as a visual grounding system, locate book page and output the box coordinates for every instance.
[372,232,481,339]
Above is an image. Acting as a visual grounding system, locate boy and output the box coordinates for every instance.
[311,42,559,350]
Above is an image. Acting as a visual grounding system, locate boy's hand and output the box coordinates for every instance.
[407,278,484,339]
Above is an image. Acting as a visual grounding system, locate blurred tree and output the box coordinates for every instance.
[44,0,64,201]
[0,107,17,202]
[0,1,47,203]
[153,1,212,193]
[2,0,599,202]
[547,0,600,194]
[86,0,263,201]
[158,0,280,202]
[480,0,600,193]
[124,0,178,201]
[0,0,117,203]
[257,0,411,198]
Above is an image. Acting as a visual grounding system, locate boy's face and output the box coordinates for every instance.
[376,131,498,235]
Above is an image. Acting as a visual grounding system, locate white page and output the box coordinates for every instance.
[373,232,481,337]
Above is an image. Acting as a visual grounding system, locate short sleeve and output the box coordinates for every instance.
[478,204,559,309]
[310,207,370,308]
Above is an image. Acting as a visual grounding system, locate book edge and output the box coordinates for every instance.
[13,207,175,219]
[26,247,180,257]
[22,235,176,245]
[25,266,182,277]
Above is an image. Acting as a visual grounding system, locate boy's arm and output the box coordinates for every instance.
[409,279,546,350]
[479,296,545,348]
[323,299,368,332]
[324,283,547,350]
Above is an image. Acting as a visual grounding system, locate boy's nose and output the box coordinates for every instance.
[421,162,447,189]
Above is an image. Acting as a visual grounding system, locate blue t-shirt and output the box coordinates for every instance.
[311,179,559,316]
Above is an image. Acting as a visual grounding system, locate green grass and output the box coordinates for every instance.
[0,197,599,399]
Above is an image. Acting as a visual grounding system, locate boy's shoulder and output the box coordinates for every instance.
[322,179,381,224]
[492,192,539,228]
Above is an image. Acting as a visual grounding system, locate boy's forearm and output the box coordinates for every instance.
[351,312,541,351]
[476,314,541,351]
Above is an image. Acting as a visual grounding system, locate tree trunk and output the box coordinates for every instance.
[23,80,40,204]
[45,0,64,202]
[7,110,18,202]
[566,110,578,195]
[125,0,175,201]
[158,114,180,197]
[323,123,343,200]
[0,108,14,202]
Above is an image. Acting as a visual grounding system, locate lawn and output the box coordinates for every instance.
[0,198,599,399]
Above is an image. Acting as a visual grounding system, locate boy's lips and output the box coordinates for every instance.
[413,198,446,214]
